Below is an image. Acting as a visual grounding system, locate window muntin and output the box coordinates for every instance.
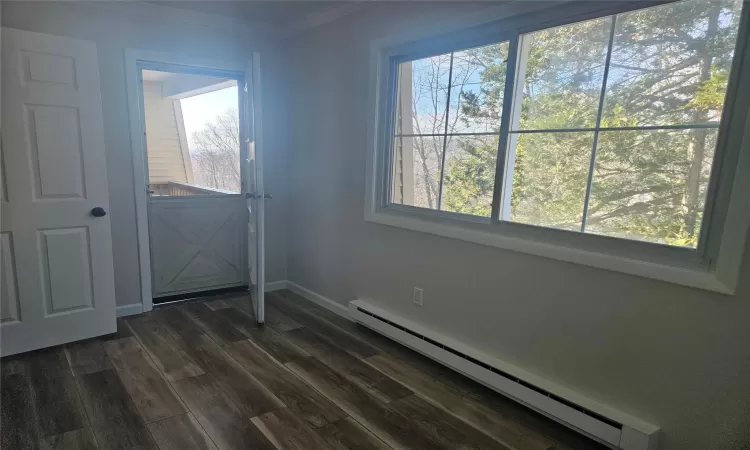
[391,42,510,217]
[388,0,744,248]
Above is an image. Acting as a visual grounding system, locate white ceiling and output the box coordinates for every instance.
[147,1,365,34]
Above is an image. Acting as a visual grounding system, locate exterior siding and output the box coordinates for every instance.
[142,81,191,185]
[395,62,414,205]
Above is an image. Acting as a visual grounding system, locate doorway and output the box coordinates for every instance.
[139,66,247,303]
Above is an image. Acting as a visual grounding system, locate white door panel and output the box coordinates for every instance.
[247,53,266,324]
[38,227,94,314]
[1,28,116,356]
[150,196,247,297]
[28,105,87,199]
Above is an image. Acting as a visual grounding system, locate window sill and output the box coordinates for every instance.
[364,207,735,294]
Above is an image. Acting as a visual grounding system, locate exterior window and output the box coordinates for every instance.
[389,0,743,248]
[392,42,510,216]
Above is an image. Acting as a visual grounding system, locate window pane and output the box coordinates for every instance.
[516,17,611,130]
[397,54,452,136]
[587,128,718,247]
[446,42,510,134]
[387,0,740,249]
[603,0,743,127]
[391,135,445,210]
[442,135,498,216]
[508,132,594,230]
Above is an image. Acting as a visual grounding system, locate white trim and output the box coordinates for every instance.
[365,1,750,295]
[116,303,144,318]
[711,61,750,291]
[350,299,660,450]
[250,52,267,324]
[286,281,350,318]
[265,280,288,292]
[124,50,152,313]
[124,49,249,313]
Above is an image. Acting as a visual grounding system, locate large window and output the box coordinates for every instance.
[388,0,744,249]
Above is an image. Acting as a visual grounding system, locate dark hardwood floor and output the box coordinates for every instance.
[0,290,609,450]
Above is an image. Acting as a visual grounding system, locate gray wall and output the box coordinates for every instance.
[285,4,750,449]
[1,1,288,306]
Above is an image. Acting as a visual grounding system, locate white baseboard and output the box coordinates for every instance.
[285,281,350,319]
[116,303,144,317]
[265,280,289,292]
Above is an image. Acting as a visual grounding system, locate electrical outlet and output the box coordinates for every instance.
[413,287,424,306]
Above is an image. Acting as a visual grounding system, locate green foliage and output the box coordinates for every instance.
[689,67,730,111]
[443,138,497,217]
[510,132,592,230]
[436,0,741,247]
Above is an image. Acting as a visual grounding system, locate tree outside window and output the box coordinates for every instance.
[392,0,743,248]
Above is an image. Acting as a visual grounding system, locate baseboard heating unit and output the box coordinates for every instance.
[349,300,660,450]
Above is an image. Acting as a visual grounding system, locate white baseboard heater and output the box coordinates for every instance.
[349,300,660,450]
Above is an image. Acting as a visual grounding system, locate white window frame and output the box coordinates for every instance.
[365,1,750,294]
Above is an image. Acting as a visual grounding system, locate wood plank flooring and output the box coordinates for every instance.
[0,290,609,450]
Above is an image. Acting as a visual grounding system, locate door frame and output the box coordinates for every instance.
[125,49,251,313]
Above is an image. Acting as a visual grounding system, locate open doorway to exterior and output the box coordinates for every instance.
[139,66,248,303]
[142,69,241,197]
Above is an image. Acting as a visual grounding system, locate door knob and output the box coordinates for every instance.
[91,207,107,217]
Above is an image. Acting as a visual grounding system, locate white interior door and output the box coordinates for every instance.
[1,28,116,356]
[246,53,266,324]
